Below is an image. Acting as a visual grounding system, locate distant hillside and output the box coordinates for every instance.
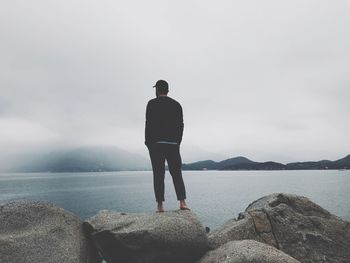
[286,154,350,170]
[182,156,254,170]
[7,146,151,172]
[182,160,219,170]
[183,154,350,170]
[4,147,349,172]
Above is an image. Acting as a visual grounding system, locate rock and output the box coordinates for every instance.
[208,212,264,250]
[196,239,300,263]
[209,193,350,263]
[85,209,209,263]
[2,193,348,263]
[0,200,99,263]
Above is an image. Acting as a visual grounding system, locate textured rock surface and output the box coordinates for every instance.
[0,200,99,263]
[209,193,350,263]
[197,239,300,263]
[208,212,261,249]
[2,193,349,263]
[85,209,209,263]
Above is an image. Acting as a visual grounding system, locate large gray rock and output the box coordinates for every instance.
[209,193,350,263]
[0,200,99,263]
[208,211,267,249]
[197,239,300,263]
[84,209,209,263]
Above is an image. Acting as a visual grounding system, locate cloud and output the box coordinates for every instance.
[0,117,61,150]
[0,0,349,163]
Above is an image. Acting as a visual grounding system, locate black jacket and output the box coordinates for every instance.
[145,96,184,146]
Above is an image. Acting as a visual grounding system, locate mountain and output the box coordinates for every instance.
[221,161,286,170]
[6,146,151,172]
[182,160,219,170]
[183,154,350,170]
[333,154,350,168]
[285,160,332,170]
[182,156,255,170]
[286,155,350,170]
[4,147,349,172]
[180,144,226,163]
[217,156,255,169]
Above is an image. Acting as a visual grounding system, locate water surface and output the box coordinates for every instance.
[0,170,349,229]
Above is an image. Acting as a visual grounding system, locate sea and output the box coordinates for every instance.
[0,170,349,229]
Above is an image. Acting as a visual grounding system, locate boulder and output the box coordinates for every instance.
[197,239,300,263]
[0,200,99,263]
[209,193,350,263]
[208,211,265,249]
[84,209,209,263]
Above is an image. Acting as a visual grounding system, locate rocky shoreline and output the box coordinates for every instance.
[1,193,349,263]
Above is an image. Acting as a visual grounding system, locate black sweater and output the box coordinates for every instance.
[145,96,184,146]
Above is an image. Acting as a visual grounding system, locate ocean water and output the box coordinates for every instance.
[0,170,349,229]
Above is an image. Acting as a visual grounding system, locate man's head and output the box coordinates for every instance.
[153,80,169,97]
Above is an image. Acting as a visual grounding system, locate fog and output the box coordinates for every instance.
[1,0,350,164]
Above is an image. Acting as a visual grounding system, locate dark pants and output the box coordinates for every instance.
[148,143,186,202]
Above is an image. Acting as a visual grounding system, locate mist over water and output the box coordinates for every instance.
[1,170,349,229]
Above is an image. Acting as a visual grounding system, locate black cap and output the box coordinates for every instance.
[153,80,169,91]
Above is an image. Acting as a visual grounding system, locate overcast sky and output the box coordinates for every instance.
[1,0,349,163]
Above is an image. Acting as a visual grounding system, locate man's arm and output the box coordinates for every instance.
[177,104,184,144]
[145,101,152,146]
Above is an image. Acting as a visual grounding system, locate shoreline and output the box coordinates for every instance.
[0,168,349,174]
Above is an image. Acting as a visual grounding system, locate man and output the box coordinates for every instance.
[145,79,190,213]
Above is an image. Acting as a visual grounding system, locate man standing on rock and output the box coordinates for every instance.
[145,79,190,213]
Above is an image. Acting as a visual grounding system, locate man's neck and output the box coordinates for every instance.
[158,94,168,97]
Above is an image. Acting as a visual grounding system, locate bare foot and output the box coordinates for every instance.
[179,200,191,210]
[156,202,164,213]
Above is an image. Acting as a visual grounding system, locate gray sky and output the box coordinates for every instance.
[1,0,350,163]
